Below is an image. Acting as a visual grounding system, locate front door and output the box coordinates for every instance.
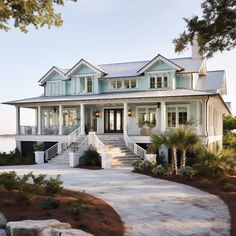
[104,109,123,133]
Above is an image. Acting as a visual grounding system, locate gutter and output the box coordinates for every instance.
[205,96,209,146]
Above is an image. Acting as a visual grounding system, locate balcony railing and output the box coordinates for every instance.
[20,126,37,135]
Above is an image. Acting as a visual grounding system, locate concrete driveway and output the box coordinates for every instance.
[0,164,230,236]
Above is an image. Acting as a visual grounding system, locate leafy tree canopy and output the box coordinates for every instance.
[0,0,77,33]
[223,114,236,132]
[174,0,236,58]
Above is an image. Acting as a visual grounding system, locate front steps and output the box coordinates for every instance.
[97,134,142,168]
[49,136,88,164]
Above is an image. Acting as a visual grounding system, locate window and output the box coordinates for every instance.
[149,73,169,89]
[110,79,137,90]
[150,77,155,88]
[74,76,93,94]
[130,80,137,88]
[63,109,77,126]
[167,105,189,128]
[137,107,156,127]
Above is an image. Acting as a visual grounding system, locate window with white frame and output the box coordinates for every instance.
[167,105,189,128]
[110,79,137,90]
[149,73,169,89]
[46,81,63,96]
[137,107,156,128]
[74,75,93,94]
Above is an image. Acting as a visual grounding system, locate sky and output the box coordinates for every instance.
[0,0,235,134]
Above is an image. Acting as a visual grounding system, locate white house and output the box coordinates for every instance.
[4,41,230,165]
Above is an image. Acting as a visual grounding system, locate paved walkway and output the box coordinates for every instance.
[0,164,230,236]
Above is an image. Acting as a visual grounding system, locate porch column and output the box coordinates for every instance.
[160,101,166,133]
[59,105,63,135]
[123,102,128,134]
[37,106,41,135]
[16,106,20,135]
[80,103,85,135]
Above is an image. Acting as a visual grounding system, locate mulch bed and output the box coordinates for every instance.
[134,170,236,236]
[0,185,124,236]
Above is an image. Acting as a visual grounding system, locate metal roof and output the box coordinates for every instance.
[196,70,225,93]
[4,89,216,105]
[49,57,204,80]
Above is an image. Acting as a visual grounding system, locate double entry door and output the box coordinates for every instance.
[104,109,123,133]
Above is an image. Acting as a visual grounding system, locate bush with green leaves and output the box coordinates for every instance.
[67,200,87,217]
[0,171,19,191]
[132,160,142,171]
[44,175,63,197]
[152,165,165,176]
[43,197,61,209]
[32,174,46,186]
[179,166,195,180]
[16,192,35,206]
[199,178,212,188]
[222,182,234,192]
[80,146,101,167]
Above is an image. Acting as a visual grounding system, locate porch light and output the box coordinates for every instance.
[95,110,100,118]
[128,109,132,117]
[157,102,161,108]
[53,106,58,113]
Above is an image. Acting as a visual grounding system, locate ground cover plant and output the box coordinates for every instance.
[0,171,124,236]
[0,148,35,166]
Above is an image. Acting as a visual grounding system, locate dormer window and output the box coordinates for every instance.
[149,73,168,89]
[74,75,93,94]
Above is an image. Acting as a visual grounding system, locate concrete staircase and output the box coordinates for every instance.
[97,134,141,168]
[49,135,88,164]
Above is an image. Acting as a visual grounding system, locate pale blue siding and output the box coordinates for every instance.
[176,74,191,89]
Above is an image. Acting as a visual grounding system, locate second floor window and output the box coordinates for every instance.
[110,79,137,90]
[149,73,168,89]
[75,76,93,94]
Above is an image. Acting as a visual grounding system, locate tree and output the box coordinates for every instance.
[174,0,236,58]
[223,114,236,132]
[0,0,77,33]
[174,127,200,168]
[150,131,178,174]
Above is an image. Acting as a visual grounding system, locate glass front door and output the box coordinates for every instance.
[104,109,123,133]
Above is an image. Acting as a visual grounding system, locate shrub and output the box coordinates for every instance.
[179,166,195,180]
[43,197,61,209]
[44,175,63,197]
[199,178,212,188]
[138,160,152,172]
[67,200,87,217]
[152,165,165,176]
[132,160,142,170]
[33,142,45,151]
[0,171,19,191]
[80,146,101,167]
[16,192,35,205]
[222,182,234,192]
[32,174,46,186]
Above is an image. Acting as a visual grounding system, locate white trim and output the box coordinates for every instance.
[38,67,65,85]
[148,72,169,89]
[138,54,183,74]
[66,59,106,78]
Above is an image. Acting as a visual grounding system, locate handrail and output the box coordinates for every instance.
[45,143,59,161]
[44,126,81,161]
[124,129,146,159]
[88,132,109,154]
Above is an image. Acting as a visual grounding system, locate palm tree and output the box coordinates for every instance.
[151,131,179,174]
[174,127,200,168]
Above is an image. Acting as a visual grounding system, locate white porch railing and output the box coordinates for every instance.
[44,126,81,161]
[124,129,146,159]
[20,126,37,135]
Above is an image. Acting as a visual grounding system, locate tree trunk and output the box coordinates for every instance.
[182,149,187,168]
[172,147,178,175]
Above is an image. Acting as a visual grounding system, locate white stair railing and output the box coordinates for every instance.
[44,126,81,161]
[88,132,109,154]
[124,129,146,159]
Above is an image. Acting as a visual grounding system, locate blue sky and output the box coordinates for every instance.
[0,0,235,134]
